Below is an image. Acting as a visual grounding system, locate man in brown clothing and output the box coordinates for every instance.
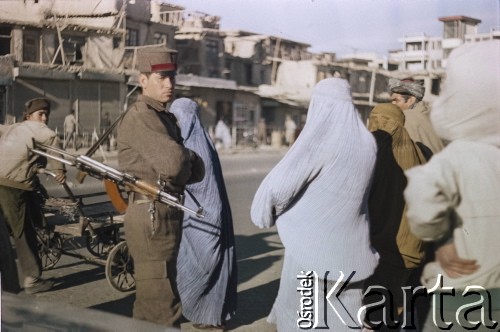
[117,47,205,326]
[389,78,444,154]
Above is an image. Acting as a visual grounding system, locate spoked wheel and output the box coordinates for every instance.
[36,228,64,270]
[105,241,135,292]
[85,227,119,257]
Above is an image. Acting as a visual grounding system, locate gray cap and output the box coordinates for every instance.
[136,47,178,74]
[388,78,425,100]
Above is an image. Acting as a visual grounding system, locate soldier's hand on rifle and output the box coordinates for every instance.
[37,168,66,184]
[54,171,66,184]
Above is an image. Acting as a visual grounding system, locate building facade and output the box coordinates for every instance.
[4,1,473,147]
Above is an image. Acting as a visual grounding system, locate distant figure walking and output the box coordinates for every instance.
[284,115,296,146]
[171,98,237,329]
[63,109,77,150]
[214,118,231,150]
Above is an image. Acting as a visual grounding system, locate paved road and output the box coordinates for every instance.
[4,148,287,331]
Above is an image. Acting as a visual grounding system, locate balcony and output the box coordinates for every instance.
[154,10,220,30]
[442,38,462,49]
[402,50,428,59]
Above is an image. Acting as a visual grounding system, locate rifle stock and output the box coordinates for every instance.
[103,179,128,214]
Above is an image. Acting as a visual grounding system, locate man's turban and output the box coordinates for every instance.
[388,78,425,100]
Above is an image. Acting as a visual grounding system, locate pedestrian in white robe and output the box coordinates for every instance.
[251,78,378,331]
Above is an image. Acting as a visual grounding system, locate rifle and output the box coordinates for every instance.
[31,142,205,218]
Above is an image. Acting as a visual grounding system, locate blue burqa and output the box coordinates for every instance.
[171,98,237,326]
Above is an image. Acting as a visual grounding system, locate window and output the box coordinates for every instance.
[53,34,84,65]
[406,42,422,51]
[245,63,252,85]
[23,32,39,62]
[126,28,138,46]
[205,39,219,75]
[443,21,458,39]
[0,26,11,55]
[431,78,441,95]
[63,36,84,63]
[113,37,121,49]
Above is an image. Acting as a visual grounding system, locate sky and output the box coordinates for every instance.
[165,0,499,57]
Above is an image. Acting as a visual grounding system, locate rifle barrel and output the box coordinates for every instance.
[31,148,74,167]
[157,195,205,218]
[77,155,125,183]
[34,142,76,159]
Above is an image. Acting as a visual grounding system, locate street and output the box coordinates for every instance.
[8,149,287,331]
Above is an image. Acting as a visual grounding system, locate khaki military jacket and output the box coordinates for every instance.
[117,95,204,192]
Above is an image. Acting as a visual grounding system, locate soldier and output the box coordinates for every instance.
[116,47,204,326]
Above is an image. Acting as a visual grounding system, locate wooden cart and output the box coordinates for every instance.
[37,172,135,292]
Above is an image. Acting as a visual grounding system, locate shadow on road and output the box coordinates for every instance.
[235,231,282,260]
[89,294,135,317]
[227,279,280,329]
[49,266,106,291]
[225,231,283,329]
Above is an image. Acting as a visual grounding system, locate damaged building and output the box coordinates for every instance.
[0,0,130,139]
[1,0,441,147]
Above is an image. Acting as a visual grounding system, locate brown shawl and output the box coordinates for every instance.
[368,103,426,268]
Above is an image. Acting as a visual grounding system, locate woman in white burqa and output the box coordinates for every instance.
[251,78,378,331]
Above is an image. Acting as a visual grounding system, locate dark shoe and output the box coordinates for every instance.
[24,278,54,295]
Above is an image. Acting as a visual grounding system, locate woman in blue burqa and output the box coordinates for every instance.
[170,98,237,329]
[251,78,378,331]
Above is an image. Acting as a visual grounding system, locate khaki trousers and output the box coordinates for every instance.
[124,200,183,326]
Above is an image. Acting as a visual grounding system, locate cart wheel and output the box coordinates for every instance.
[106,241,135,292]
[37,229,63,270]
[86,228,119,257]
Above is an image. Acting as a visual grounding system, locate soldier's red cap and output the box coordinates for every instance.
[136,47,178,73]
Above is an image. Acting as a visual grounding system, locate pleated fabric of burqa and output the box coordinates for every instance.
[171,98,237,326]
[251,78,379,331]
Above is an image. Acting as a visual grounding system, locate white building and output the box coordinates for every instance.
[390,15,499,71]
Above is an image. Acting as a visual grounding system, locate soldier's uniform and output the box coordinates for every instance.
[117,47,204,326]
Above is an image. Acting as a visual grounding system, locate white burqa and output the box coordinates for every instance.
[251,78,378,331]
